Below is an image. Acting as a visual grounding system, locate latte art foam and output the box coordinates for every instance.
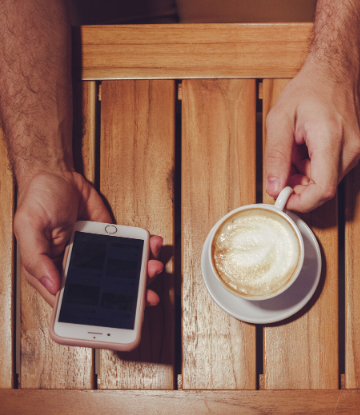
[212,208,300,298]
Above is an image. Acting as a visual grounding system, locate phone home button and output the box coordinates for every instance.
[105,225,117,234]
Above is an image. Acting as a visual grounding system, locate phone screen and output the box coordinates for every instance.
[58,231,144,330]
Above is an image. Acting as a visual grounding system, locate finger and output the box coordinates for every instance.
[285,174,310,209]
[22,267,56,307]
[145,289,160,306]
[286,182,337,212]
[150,235,163,260]
[265,109,294,197]
[15,216,61,296]
[287,173,310,190]
[286,183,321,212]
[79,184,113,223]
[286,138,339,212]
[147,259,164,285]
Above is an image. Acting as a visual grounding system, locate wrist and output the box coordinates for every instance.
[302,55,359,88]
[308,0,360,85]
[12,137,74,195]
[16,165,75,197]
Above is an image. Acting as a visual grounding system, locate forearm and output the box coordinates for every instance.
[308,0,360,81]
[0,0,73,193]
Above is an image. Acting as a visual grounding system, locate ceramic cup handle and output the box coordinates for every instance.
[274,186,293,211]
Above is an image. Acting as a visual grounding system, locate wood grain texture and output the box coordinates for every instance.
[19,83,96,389]
[0,124,15,388]
[73,23,312,80]
[3,390,360,415]
[99,80,175,389]
[345,162,360,388]
[182,79,256,389]
[73,81,97,184]
[262,79,338,389]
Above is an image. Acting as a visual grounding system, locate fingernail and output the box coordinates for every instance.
[41,277,54,292]
[267,177,280,195]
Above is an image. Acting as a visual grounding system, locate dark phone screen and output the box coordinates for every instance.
[58,231,144,330]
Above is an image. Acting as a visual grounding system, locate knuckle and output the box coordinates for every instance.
[326,118,343,137]
[320,184,337,202]
[265,148,287,168]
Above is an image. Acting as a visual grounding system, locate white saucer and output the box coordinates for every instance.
[201,212,322,324]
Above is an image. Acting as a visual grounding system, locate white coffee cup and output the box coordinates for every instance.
[207,187,304,301]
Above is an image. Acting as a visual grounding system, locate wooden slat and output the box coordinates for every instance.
[262,79,338,389]
[19,82,96,389]
[3,390,360,415]
[182,79,257,389]
[345,163,360,388]
[0,124,15,388]
[74,23,312,80]
[99,80,175,389]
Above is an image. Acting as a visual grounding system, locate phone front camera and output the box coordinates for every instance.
[107,333,111,336]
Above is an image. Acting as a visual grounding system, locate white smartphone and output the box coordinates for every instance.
[49,221,150,351]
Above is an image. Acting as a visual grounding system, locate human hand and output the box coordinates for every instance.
[265,60,360,212]
[14,171,163,307]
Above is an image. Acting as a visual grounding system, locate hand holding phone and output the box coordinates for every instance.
[50,221,155,351]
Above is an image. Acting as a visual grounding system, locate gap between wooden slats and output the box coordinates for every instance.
[345,162,360,388]
[99,80,175,389]
[181,79,257,389]
[73,81,97,184]
[19,82,96,389]
[262,79,338,389]
[0,122,15,388]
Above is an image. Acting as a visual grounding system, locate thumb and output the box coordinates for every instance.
[15,218,61,297]
[265,109,294,197]
[78,183,113,224]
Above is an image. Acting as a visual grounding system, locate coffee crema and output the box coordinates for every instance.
[211,208,301,299]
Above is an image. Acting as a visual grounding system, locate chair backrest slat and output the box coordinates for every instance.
[19,82,96,389]
[99,80,175,389]
[181,79,257,389]
[262,79,339,389]
[75,24,312,81]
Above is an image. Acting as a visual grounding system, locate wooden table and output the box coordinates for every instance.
[1,23,360,414]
